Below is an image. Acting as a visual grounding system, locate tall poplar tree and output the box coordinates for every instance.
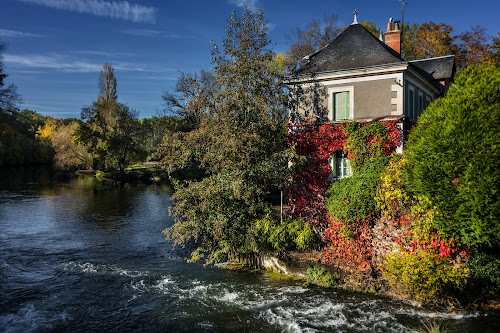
[77,63,141,176]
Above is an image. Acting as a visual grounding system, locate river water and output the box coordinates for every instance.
[0,167,498,332]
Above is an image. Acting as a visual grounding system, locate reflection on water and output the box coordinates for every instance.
[0,167,498,332]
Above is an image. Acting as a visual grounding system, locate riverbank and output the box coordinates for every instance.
[74,163,170,185]
[223,252,500,316]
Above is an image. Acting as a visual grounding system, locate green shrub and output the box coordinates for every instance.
[382,250,468,301]
[326,156,389,229]
[404,65,500,248]
[305,267,338,287]
[343,121,395,173]
[254,215,315,253]
[466,252,500,299]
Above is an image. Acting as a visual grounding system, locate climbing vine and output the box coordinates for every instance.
[287,119,402,271]
[287,122,347,229]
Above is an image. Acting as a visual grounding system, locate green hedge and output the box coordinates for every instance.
[404,65,500,248]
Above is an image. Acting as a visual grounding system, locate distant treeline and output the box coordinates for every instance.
[0,107,184,171]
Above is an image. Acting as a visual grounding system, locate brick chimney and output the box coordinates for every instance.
[385,18,401,54]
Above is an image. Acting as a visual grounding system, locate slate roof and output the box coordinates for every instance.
[409,55,456,80]
[295,23,404,75]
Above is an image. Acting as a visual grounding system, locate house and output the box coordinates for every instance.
[286,13,456,178]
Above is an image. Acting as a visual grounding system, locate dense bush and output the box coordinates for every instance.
[305,267,338,287]
[382,250,468,301]
[254,215,315,253]
[375,155,410,219]
[326,156,390,231]
[466,252,500,299]
[404,65,500,248]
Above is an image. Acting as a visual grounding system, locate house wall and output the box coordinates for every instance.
[403,71,440,122]
[288,84,330,123]
[290,74,403,122]
[335,78,394,120]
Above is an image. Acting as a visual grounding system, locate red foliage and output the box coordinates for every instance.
[321,218,373,272]
[286,122,347,229]
[287,119,401,227]
[388,214,468,263]
[287,119,403,272]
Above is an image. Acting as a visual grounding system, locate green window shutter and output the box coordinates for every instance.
[333,93,339,121]
[331,154,337,178]
[333,92,349,121]
[345,91,350,120]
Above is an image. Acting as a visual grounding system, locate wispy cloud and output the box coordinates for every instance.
[18,0,157,23]
[0,29,45,38]
[71,50,134,58]
[121,29,183,38]
[4,53,151,72]
[228,0,258,11]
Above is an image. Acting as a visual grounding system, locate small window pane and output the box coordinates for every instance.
[408,89,414,120]
[418,94,423,117]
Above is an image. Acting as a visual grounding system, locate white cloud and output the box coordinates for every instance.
[18,0,157,23]
[71,50,134,58]
[122,29,182,38]
[4,53,150,72]
[0,29,45,38]
[228,0,258,11]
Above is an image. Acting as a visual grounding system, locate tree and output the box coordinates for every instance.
[97,63,117,104]
[413,22,457,60]
[404,65,500,248]
[401,23,420,60]
[161,9,290,263]
[284,14,342,72]
[457,26,493,69]
[76,63,142,176]
[360,20,380,37]
[0,42,22,111]
[161,70,215,130]
[51,122,92,170]
[491,32,500,66]
[138,115,182,159]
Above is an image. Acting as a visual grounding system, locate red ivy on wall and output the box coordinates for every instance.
[287,119,402,272]
[287,122,347,229]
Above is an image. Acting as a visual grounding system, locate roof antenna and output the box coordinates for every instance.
[353,9,358,24]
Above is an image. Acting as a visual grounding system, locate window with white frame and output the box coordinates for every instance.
[331,151,351,179]
[328,86,353,121]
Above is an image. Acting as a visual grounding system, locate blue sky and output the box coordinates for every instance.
[1,0,499,119]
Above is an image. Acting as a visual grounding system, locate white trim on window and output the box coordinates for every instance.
[327,86,354,121]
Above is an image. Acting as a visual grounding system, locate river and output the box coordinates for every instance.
[0,167,498,332]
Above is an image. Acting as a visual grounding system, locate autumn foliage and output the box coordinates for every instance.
[287,119,402,272]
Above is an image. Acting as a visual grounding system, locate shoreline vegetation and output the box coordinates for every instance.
[1,8,499,322]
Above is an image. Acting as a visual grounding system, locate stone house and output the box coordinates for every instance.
[286,14,456,178]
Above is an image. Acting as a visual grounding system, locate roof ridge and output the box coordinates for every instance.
[409,54,455,62]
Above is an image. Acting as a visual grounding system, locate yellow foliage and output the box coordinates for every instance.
[273,53,287,75]
[382,250,469,301]
[35,123,57,141]
[375,155,410,218]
